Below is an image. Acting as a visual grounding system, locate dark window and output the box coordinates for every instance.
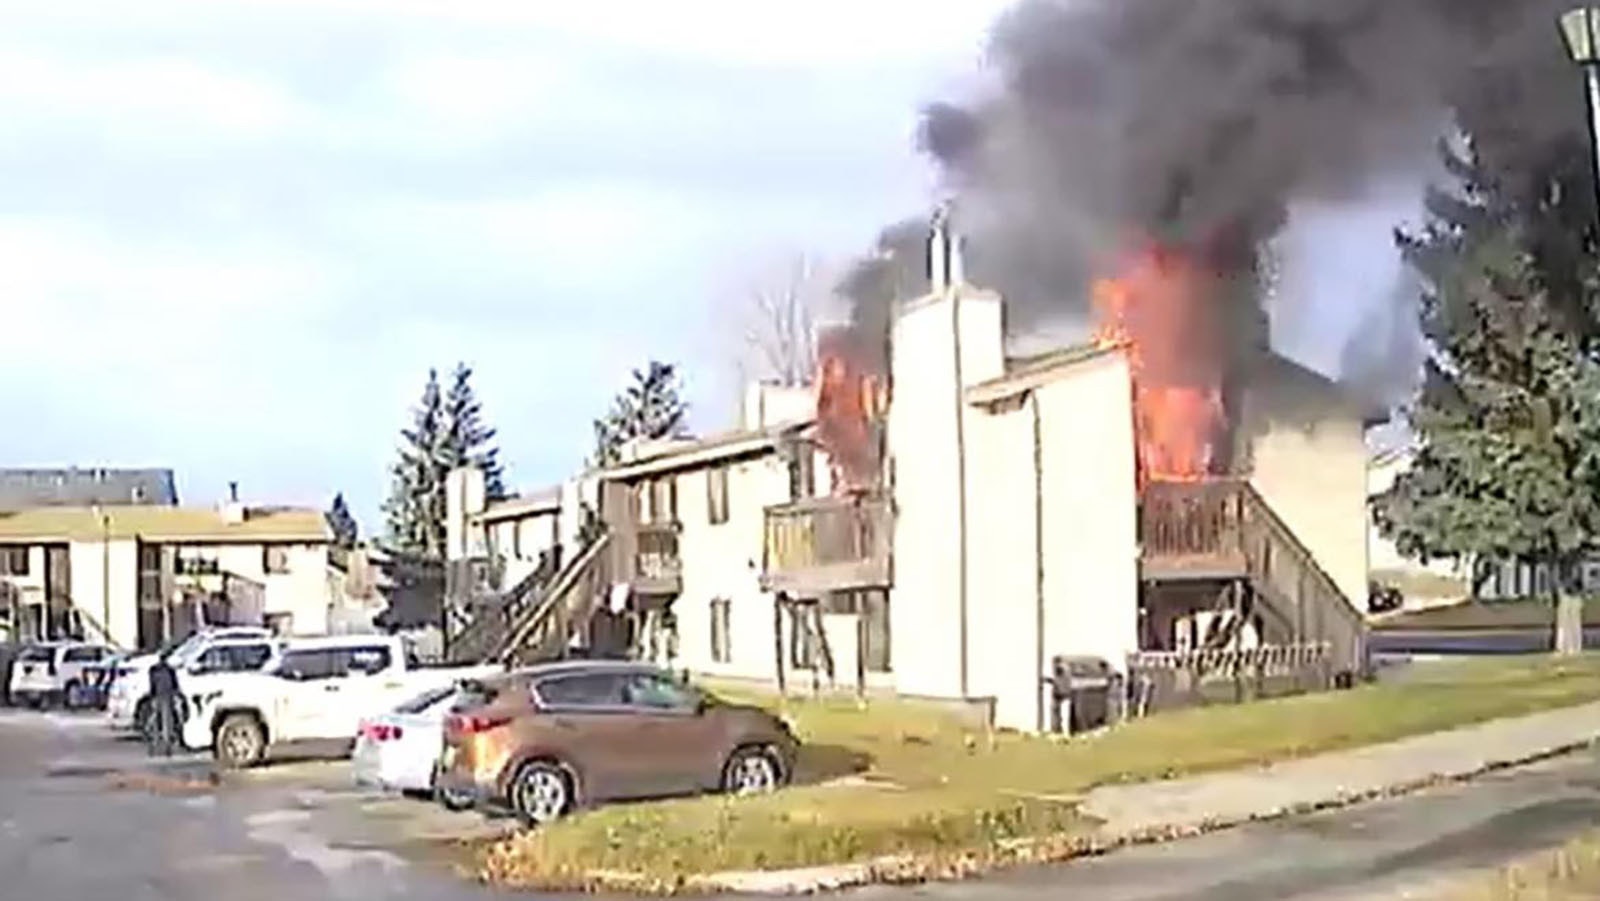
[0,547,30,576]
[709,598,731,663]
[276,649,343,681]
[622,672,698,712]
[341,646,392,676]
[263,546,290,575]
[63,646,104,663]
[706,467,730,525]
[535,673,627,708]
[221,643,274,672]
[18,647,54,663]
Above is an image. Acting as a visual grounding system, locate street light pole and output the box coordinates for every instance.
[1561,8,1600,220]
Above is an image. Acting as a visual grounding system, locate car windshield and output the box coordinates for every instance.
[393,685,456,715]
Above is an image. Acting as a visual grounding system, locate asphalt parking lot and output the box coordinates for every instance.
[0,708,514,901]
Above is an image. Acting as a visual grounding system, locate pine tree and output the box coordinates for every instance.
[592,361,690,466]
[1373,128,1600,655]
[441,362,507,500]
[383,368,448,559]
[325,493,359,549]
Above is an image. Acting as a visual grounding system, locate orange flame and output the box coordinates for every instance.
[1092,244,1225,487]
[815,327,887,495]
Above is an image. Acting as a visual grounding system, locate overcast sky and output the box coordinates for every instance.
[0,0,1014,529]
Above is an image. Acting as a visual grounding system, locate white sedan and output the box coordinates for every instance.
[352,684,472,806]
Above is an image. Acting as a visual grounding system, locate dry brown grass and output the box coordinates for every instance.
[1454,831,1600,900]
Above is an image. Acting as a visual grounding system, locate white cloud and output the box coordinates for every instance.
[0,0,1006,524]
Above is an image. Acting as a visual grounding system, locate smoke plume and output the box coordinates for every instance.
[902,0,1584,379]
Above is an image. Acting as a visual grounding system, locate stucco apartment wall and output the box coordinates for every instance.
[213,542,332,635]
[964,397,1044,731]
[66,539,139,648]
[486,512,560,590]
[670,454,792,682]
[888,287,1005,702]
[1036,356,1141,678]
[1243,377,1370,611]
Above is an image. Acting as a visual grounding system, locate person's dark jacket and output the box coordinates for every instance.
[149,658,179,698]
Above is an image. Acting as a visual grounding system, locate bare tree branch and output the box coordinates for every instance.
[726,252,839,388]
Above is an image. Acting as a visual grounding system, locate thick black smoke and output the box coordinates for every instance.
[889,0,1584,376]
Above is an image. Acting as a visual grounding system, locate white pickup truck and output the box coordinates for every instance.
[183,633,500,767]
[106,627,278,733]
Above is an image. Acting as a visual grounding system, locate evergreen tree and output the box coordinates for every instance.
[383,368,448,559]
[592,361,689,466]
[441,362,507,500]
[1373,124,1600,654]
[325,493,359,549]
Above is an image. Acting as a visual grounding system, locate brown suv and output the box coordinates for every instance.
[436,660,798,825]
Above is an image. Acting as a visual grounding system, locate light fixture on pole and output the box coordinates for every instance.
[1560,7,1600,218]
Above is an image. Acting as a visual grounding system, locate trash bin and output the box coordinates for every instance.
[1046,655,1125,734]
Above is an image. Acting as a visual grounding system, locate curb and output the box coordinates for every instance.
[586,735,1600,895]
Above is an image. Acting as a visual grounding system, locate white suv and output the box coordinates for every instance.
[10,643,115,709]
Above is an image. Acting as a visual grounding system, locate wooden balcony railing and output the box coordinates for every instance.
[1139,479,1368,677]
[761,495,892,595]
[630,521,682,596]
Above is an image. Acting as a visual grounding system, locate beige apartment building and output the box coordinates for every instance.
[0,501,332,649]
[448,219,1375,732]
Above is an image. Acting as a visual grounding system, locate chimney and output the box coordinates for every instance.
[929,204,950,292]
[228,481,239,503]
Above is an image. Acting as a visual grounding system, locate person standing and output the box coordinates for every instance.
[146,653,180,757]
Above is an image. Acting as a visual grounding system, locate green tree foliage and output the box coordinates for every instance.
[441,362,507,500]
[384,363,508,559]
[325,493,359,549]
[592,361,689,466]
[1374,128,1600,654]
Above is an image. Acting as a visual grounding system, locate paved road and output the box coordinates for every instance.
[2,709,1595,900]
[1371,626,1600,656]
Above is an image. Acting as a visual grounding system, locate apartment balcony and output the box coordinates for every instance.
[761,495,892,596]
[626,520,683,596]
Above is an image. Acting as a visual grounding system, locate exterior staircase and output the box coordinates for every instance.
[446,549,562,664]
[1138,478,1369,681]
[446,530,615,667]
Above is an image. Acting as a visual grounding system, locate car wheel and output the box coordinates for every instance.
[721,745,782,796]
[508,761,571,827]
[62,681,82,710]
[214,713,266,768]
[432,764,475,812]
[133,697,153,737]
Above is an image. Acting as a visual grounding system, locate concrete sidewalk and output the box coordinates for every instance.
[1081,701,1600,838]
[701,702,1600,894]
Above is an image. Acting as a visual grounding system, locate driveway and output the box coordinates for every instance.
[2,708,1595,900]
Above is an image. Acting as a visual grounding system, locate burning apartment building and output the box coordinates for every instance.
[441,208,1374,733]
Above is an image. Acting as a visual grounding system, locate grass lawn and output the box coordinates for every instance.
[477,654,1600,891]
[1377,598,1600,632]
[1456,830,1600,900]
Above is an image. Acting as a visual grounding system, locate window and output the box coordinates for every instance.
[208,642,275,673]
[0,546,29,576]
[706,467,730,525]
[536,673,627,708]
[622,672,698,712]
[275,649,342,681]
[63,646,105,664]
[263,546,290,575]
[648,478,678,523]
[342,646,392,676]
[18,647,54,664]
[175,549,220,576]
[709,598,731,663]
